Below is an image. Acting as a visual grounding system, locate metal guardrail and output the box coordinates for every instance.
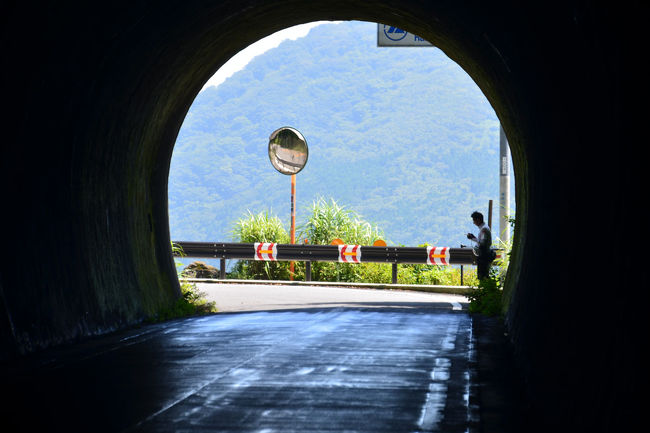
[173,241,481,284]
[172,242,476,264]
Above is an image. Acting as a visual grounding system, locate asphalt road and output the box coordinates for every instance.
[2,284,522,432]
[196,282,468,313]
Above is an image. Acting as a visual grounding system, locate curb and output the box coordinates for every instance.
[180,278,474,296]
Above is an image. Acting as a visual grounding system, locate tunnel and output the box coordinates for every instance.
[0,1,643,431]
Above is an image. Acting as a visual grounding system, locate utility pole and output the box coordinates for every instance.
[499,124,511,244]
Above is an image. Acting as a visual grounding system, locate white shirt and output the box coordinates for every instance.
[470,223,492,250]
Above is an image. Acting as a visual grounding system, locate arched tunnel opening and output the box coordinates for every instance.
[168,19,515,289]
[0,2,643,432]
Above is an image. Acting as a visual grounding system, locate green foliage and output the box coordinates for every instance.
[354,262,392,283]
[153,296,197,322]
[349,262,467,285]
[396,263,470,286]
[229,210,292,280]
[485,212,515,289]
[297,197,385,282]
[231,210,290,243]
[354,243,480,286]
[178,280,218,313]
[153,243,217,322]
[298,197,385,246]
[466,269,503,317]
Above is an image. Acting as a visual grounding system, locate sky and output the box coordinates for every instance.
[201,21,335,92]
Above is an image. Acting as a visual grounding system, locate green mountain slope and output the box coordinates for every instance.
[169,21,513,248]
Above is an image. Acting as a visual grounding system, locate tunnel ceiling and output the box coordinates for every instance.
[0,1,644,431]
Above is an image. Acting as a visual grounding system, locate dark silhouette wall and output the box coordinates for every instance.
[0,1,643,431]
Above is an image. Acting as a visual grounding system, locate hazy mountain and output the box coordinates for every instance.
[168,21,513,250]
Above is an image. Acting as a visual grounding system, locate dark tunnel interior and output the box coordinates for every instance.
[0,1,644,431]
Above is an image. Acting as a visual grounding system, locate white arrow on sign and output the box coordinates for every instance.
[377,24,433,47]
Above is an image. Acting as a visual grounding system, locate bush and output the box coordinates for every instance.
[296,198,386,282]
[230,210,292,280]
[308,261,362,283]
[357,262,392,283]
[466,269,503,316]
[297,197,385,246]
[154,243,217,322]
[153,281,217,322]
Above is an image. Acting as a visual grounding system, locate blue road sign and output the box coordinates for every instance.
[377,24,433,47]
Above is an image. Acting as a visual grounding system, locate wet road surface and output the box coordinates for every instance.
[1,286,518,433]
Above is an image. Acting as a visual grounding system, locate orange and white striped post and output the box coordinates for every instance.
[289,174,296,280]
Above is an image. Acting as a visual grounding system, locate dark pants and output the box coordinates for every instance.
[477,258,491,280]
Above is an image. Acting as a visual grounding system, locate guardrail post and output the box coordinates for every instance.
[220,258,226,280]
[305,261,311,281]
[460,244,464,285]
[392,263,398,284]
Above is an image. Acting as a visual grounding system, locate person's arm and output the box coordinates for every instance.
[477,227,491,250]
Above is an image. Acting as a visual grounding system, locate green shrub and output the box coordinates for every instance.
[466,269,503,316]
[232,210,291,244]
[297,197,385,246]
[295,198,385,282]
[230,210,292,280]
[153,242,217,322]
[357,263,392,283]
[493,213,515,282]
[308,261,363,283]
[154,281,218,322]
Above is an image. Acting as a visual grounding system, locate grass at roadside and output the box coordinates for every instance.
[149,243,218,323]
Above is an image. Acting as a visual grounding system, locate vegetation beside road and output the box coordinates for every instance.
[171,200,513,317]
[151,243,218,322]
[228,198,514,312]
[229,198,481,286]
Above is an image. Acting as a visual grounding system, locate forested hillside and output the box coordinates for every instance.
[168,21,513,248]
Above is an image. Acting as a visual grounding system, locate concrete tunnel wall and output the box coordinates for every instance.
[0,1,644,431]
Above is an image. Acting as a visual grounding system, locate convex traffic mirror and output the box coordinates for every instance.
[268,127,308,175]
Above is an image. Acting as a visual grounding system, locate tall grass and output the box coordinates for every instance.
[232,210,291,244]
[296,198,385,282]
[155,243,217,321]
[229,210,292,280]
[297,197,384,246]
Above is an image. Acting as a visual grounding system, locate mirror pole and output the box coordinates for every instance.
[290,174,296,280]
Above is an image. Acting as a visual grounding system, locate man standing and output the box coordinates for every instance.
[466,211,494,280]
